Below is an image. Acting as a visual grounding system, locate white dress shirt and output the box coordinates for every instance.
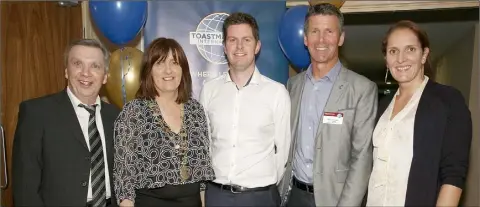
[367,76,429,206]
[200,67,291,188]
[67,87,111,201]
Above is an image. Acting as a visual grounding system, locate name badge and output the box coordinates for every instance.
[322,112,343,125]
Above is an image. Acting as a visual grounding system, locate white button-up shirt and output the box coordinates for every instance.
[367,76,429,206]
[200,67,291,188]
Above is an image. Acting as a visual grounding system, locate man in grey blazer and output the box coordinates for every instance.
[279,3,378,207]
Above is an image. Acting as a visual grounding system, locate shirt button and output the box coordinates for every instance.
[85,156,90,160]
[233,145,236,148]
[81,181,87,187]
[308,126,312,130]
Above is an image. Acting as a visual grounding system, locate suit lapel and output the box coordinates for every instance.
[101,103,113,146]
[56,90,88,150]
[323,69,349,111]
[290,73,306,138]
[100,103,115,169]
[316,67,349,139]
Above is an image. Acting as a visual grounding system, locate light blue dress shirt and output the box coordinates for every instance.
[292,61,342,184]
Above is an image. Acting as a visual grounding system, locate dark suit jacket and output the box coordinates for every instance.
[376,80,472,206]
[12,90,120,207]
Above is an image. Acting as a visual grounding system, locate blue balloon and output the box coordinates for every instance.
[89,1,148,46]
[278,5,310,71]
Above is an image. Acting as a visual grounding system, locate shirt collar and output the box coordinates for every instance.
[66,86,102,111]
[224,66,262,86]
[306,60,342,83]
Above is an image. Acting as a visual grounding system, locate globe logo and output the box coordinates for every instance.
[189,13,229,65]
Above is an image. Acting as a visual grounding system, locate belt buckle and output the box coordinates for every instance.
[230,184,242,194]
[305,184,313,193]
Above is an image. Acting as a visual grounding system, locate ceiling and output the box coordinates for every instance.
[336,7,478,82]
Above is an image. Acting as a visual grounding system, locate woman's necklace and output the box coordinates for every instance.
[149,101,190,181]
[176,104,191,181]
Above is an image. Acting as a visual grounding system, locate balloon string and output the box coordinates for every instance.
[121,48,127,106]
[121,51,133,106]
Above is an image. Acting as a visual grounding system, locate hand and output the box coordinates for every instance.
[119,199,134,207]
[201,191,205,207]
[436,184,462,207]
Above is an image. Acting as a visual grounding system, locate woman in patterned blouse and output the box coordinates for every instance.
[113,37,215,207]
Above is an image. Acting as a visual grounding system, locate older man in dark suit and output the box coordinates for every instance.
[12,39,120,207]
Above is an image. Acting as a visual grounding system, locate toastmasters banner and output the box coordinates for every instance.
[144,1,288,99]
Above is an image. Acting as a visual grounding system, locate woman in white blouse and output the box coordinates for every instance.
[366,20,472,206]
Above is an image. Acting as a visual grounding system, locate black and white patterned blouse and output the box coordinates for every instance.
[113,98,215,202]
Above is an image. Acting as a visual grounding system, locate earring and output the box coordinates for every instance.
[384,67,390,83]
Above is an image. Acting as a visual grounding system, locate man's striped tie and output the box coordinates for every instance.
[79,104,106,207]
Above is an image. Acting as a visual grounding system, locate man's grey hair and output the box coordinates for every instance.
[304,3,344,34]
[64,39,110,71]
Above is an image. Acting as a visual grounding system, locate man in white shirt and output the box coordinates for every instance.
[200,12,291,206]
[12,39,120,207]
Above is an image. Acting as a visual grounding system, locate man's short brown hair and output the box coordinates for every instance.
[222,12,260,44]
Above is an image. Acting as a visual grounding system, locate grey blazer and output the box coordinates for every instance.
[279,67,378,206]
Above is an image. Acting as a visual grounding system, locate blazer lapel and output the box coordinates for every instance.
[316,67,349,139]
[100,103,115,168]
[56,90,88,150]
[290,73,306,138]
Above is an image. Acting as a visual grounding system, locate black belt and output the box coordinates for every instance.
[86,198,111,207]
[293,177,314,193]
[209,181,273,193]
